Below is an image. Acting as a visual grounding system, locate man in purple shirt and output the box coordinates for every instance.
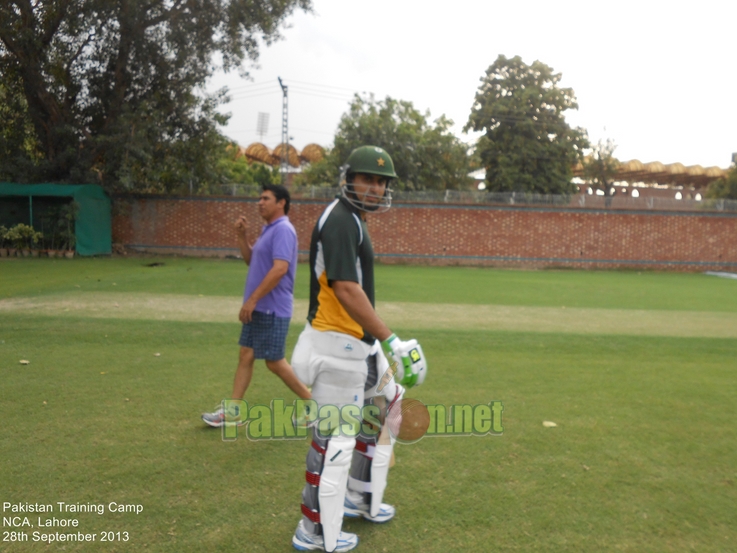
[202,184,311,427]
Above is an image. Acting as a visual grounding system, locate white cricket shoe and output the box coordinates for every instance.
[343,490,395,523]
[292,520,358,552]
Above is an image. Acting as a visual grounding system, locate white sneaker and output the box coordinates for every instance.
[343,490,395,523]
[201,405,246,428]
[292,520,358,552]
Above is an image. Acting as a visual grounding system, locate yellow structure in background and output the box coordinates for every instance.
[237,143,325,168]
[573,159,728,189]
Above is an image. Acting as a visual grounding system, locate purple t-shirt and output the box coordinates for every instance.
[244,215,298,318]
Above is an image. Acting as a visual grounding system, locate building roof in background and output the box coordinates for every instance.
[237,143,325,167]
[572,159,729,188]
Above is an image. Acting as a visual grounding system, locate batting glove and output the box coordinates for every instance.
[381,334,427,388]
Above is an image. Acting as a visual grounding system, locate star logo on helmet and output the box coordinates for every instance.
[377,158,385,167]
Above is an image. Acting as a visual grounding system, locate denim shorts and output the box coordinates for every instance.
[238,311,291,360]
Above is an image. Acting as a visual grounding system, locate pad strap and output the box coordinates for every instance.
[347,476,372,493]
[355,439,375,458]
[306,471,321,486]
[301,503,320,524]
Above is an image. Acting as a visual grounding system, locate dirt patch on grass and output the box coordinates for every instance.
[0,292,243,323]
[2,292,737,338]
[376,301,737,338]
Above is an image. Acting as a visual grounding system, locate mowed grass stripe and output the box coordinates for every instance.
[3,257,737,313]
[2,292,737,338]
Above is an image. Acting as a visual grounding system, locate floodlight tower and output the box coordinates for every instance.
[278,77,289,185]
[256,112,269,143]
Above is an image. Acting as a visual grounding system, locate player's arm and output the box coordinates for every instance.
[239,259,289,323]
[331,280,391,341]
[235,216,253,265]
[332,280,427,388]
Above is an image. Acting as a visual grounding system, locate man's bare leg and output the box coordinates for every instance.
[231,346,256,398]
[201,347,255,427]
[265,358,312,399]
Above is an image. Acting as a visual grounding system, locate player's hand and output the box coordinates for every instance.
[239,297,257,323]
[234,216,248,239]
[381,334,427,388]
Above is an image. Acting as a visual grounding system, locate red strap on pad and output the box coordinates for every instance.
[305,471,320,486]
[301,503,320,523]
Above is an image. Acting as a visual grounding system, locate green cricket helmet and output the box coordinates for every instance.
[340,145,397,212]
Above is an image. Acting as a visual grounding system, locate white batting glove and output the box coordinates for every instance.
[381,334,427,388]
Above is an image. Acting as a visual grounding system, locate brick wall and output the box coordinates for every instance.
[112,195,737,270]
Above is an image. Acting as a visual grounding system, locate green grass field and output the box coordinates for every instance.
[1,257,736,552]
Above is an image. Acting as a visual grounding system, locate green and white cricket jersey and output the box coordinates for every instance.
[307,196,375,344]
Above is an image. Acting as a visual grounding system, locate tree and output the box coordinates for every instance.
[465,55,589,194]
[583,139,619,196]
[217,144,280,188]
[295,155,337,188]
[0,78,41,178]
[705,165,737,200]
[0,0,311,191]
[298,95,471,190]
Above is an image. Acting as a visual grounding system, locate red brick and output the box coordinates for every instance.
[111,195,737,271]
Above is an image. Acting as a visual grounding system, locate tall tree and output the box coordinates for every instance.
[465,55,589,194]
[0,0,311,191]
[298,94,471,190]
[583,139,619,196]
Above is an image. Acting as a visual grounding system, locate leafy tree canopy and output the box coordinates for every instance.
[583,139,619,196]
[465,55,589,194]
[0,0,311,192]
[0,79,40,172]
[298,95,471,191]
[217,144,280,188]
[705,165,737,200]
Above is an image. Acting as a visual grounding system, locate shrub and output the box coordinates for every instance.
[5,224,42,249]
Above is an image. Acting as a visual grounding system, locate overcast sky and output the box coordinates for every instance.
[208,0,736,169]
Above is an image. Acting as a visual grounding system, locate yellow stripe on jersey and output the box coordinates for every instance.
[310,270,364,339]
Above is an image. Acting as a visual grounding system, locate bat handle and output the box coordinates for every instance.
[376,361,397,393]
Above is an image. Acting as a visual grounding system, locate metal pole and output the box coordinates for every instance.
[29,196,33,226]
[278,77,289,185]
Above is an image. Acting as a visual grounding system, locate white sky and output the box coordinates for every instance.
[208,0,737,169]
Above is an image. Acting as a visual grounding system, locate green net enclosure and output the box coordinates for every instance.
[0,183,112,256]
